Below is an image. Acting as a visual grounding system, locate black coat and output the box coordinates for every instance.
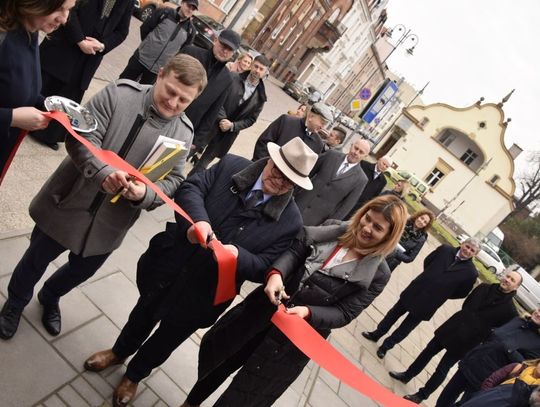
[180,45,232,150]
[399,244,478,320]
[39,0,133,90]
[206,71,267,158]
[435,283,517,359]
[458,316,540,390]
[136,155,303,320]
[385,219,428,271]
[461,379,535,407]
[197,225,390,407]
[345,161,387,219]
[294,150,367,226]
[252,114,325,161]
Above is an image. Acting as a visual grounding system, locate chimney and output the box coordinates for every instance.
[508,143,523,160]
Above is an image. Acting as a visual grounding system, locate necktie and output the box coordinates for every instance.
[338,163,349,176]
[101,0,117,18]
[245,190,264,209]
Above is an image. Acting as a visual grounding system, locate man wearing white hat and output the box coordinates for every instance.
[84,137,318,407]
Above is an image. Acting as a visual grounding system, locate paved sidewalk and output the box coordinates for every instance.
[0,17,466,407]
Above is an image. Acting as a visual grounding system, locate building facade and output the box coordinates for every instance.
[237,0,354,82]
[374,98,520,237]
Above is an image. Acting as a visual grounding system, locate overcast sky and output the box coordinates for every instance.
[384,0,539,173]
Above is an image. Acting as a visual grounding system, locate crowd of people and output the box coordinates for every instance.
[1,1,539,407]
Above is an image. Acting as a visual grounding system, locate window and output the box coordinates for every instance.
[460,149,478,165]
[438,130,456,147]
[425,168,445,187]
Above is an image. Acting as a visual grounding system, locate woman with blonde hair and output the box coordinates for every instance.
[226,52,253,73]
[0,0,76,181]
[180,195,408,407]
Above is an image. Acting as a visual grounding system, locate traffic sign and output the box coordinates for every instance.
[359,88,371,100]
[350,99,362,111]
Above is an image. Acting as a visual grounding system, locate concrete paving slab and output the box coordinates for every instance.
[132,387,160,407]
[0,318,77,407]
[43,394,68,407]
[72,375,106,406]
[58,384,91,406]
[80,272,139,328]
[146,369,186,407]
[81,371,115,399]
[53,316,120,373]
[308,378,349,407]
[0,235,29,276]
[160,336,199,393]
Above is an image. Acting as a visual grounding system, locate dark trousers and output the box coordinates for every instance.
[373,299,422,350]
[112,269,231,383]
[119,52,157,85]
[436,369,476,407]
[31,71,86,145]
[7,227,110,309]
[188,141,220,175]
[404,337,459,400]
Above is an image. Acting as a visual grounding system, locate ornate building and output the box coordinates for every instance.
[240,0,354,82]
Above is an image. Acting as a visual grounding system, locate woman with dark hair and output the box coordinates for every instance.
[0,0,76,182]
[385,209,434,271]
[180,195,408,407]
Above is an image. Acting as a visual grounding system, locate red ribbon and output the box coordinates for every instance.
[271,305,415,407]
[6,111,237,305]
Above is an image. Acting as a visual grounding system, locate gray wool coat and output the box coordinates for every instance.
[29,79,194,257]
[295,150,368,226]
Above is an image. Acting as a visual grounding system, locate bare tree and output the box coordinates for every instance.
[515,151,540,213]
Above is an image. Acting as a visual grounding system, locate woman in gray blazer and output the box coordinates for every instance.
[180,195,408,407]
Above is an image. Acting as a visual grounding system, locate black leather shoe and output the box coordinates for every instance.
[0,302,23,339]
[389,370,411,383]
[361,331,380,342]
[46,142,60,151]
[404,393,424,404]
[376,346,387,359]
[40,301,61,336]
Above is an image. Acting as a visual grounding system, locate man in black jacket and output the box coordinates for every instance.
[83,137,318,407]
[190,54,270,173]
[119,0,197,84]
[252,102,333,161]
[389,271,521,404]
[437,309,540,406]
[181,29,240,159]
[30,0,133,150]
[362,239,480,358]
[344,156,390,219]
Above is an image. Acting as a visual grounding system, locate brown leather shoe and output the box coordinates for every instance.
[84,349,125,372]
[113,376,138,407]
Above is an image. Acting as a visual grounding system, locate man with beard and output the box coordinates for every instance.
[190,54,270,173]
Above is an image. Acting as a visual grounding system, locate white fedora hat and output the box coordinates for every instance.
[267,137,318,190]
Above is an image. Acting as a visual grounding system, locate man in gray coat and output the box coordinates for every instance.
[295,139,371,225]
[0,55,207,340]
[119,0,197,84]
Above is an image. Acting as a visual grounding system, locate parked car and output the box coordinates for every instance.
[476,244,506,275]
[283,80,307,101]
[505,265,540,312]
[238,43,260,59]
[384,168,429,201]
[191,14,224,49]
[304,85,323,104]
[133,0,169,21]
[339,115,357,130]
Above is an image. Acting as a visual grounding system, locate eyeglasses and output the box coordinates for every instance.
[270,163,294,187]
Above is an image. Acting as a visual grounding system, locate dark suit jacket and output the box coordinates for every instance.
[208,71,267,158]
[252,114,324,161]
[295,150,368,225]
[345,160,387,219]
[39,0,133,90]
[399,244,478,320]
[181,45,233,150]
